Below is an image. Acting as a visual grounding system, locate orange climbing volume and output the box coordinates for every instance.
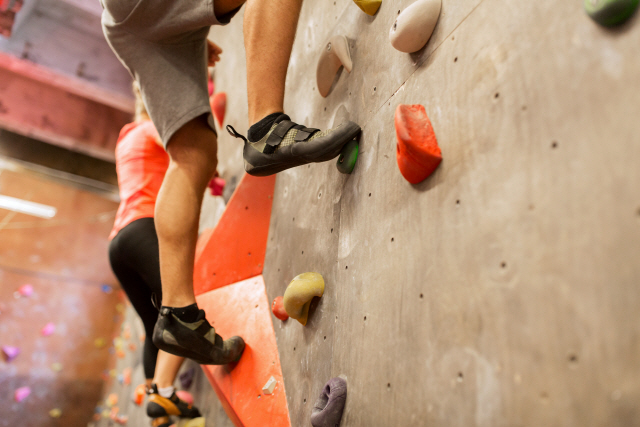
[395,104,442,184]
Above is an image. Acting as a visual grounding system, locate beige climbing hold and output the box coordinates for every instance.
[283,273,325,325]
[353,0,382,15]
[389,0,441,53]
[262,376,277,395]
[316,36,352,98]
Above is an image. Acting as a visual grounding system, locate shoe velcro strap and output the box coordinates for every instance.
[293,125,319,141]
[194,321,213,336]
[265,120,298,147]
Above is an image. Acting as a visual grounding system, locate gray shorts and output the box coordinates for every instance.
[101,0,241,146]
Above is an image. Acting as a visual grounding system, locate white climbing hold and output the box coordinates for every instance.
[389,0,442,53]
[262,376,277,395]
[316,35,352,98]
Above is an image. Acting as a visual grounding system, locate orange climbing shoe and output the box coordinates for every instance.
[227,115,361,177]
[395,104,442,184]
[146,384,201,420]
[152,307,245,365]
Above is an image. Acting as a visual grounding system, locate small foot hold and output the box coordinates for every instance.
[310,377,347,427]
[179,367,196,390]
[395,104,442,184]
[336,139,359,174]
[317,36,353,98]
[175,390,194,406]
[283,273,325,326]
[353,0,382,15]
[584,0,639,26]
[210,92,227,127]
[176,417,205,427]
[272,296,289,321]
[390,0,441,53]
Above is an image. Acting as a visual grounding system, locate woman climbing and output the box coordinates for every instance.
[108,81,203,427]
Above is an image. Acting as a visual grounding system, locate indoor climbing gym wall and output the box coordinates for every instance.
[204,0,640,426]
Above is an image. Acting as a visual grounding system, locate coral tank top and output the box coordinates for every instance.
[109,120,169,240]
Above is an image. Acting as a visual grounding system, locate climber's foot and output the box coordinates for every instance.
[152,307,245,365]
[227,114,361,176]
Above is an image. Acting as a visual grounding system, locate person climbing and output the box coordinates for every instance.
[108,82,206,427]
[101,0,361,364]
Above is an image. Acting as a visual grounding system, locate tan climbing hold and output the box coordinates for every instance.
[283,273,325,325]
[177,417,206,427]
[353,0,382,15]
[389,0,441,53]
[316,36,352,98]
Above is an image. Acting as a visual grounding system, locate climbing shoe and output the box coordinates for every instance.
[227,114,361,176]
[146,384,201,420]
[152,307,245,365]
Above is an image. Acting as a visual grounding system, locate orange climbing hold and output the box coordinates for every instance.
[210,92,227,128]
[271,296,289,321]
[395,104,442,184]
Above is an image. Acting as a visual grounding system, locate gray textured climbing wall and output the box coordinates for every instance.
[208,0,640,426]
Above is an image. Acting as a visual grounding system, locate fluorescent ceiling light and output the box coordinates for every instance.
[0,195,57,218]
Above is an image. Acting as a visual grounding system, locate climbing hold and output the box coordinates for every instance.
[353,0,382,15]
[106,393,119,407]
[94,337,107,349]
[208,176,226,196]
[41,322,55,336]
[208,75,215,96]
[336,139,359,174]
[14,386,30,402]
[262,376,277,395]
[49,408,62,418]
[177,417,205,427]
[133,384,146,406]
[51,362,63,372]
[395,104,442,184]
[310,377,348,427]
[122,367,132,385]
[115,303,126,313]
[179,367,196,390]
[102,284,113,293]
[116,349,126,358]
[283,272,325,326]
[316,36,353,98]
[176,390,194,406]
[128,343,137,351]
[584,0,639,25]
[211,92,227,127]
[116,414,129,425]
[271,296,289,321]
[390,0,441,53]
[122,324,131,339]
[2,345,20,362]
[17,284,33,297]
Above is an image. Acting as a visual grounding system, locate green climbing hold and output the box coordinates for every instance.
[353,0,382,16]
[336,139,359,174]
[584,0,639,26]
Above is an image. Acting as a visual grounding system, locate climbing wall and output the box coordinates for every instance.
[208,0,640,425]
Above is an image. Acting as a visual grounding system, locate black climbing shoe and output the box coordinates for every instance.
[152,307,245,365]
[227,115,361,176]
[146,384,201,420]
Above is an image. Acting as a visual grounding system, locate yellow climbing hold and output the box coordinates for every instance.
[353,0,382,15]
[283,273,325,326]
[177,417,206,427]
[49,408,62,418]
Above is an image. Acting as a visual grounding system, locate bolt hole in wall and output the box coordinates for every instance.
[551,141,558,149]
[458,372,464,382]
[454,57,458,62]
[419,293,424,299]
[501,262,507,268]
[387,383,391,390]
[391,237,394,242]
[495,92,500,99]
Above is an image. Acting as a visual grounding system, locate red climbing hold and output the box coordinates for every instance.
[271,296,289,321]
[210,92,227,128]
[395,104,442,184]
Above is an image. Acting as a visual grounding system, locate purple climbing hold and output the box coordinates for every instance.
[310,377,347,427]
[14,386,31,402]
[2,345,20,362]
[179,367,196,390]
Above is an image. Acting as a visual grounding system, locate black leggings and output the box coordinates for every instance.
[109,217,162,379]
